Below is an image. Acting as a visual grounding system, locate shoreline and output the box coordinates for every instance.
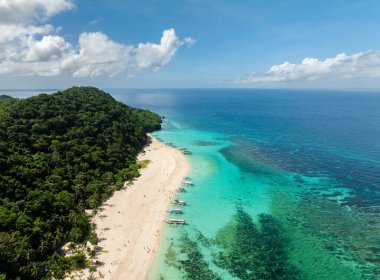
[79,134,189,279]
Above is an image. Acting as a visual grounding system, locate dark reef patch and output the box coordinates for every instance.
[165,235,221,280]
[193,140,219,146]
[214,207,299,280]
[167,207,299,280]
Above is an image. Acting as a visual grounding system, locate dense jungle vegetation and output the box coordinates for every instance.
[0,87,161,279]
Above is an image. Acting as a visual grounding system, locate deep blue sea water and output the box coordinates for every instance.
[5,88,380,279]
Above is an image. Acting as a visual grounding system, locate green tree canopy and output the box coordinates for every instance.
[0,87,161,279]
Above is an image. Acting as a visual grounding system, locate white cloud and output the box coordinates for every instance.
[183,37,196,46]
[241,50,380,84]
[0,24,53,44]
[135,28,194,71]
[0,0,74,23]
[72,32,133,78]
[24,35,73,62]
[0,0,194,78]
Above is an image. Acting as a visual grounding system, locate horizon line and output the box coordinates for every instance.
[2,87,380,92]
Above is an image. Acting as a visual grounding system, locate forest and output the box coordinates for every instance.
[0,87,161,279]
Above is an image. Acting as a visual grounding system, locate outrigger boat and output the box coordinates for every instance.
[167,208,183,214]
[172,199,186,205]
[166,219,186,225]
[177,187,187,193]
[183,180,194,186]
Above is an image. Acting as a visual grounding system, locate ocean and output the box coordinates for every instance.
[110,89,380,280]
[5,88,380,279]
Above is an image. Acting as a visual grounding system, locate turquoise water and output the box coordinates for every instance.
[109,89,380,280]
[8,89,379,279]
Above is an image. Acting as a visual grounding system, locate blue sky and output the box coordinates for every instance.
[1,0,380,88]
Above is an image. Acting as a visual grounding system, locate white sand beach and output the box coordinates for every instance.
[80,135,189,279]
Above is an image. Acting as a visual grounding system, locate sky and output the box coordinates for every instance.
[1,0,380,89]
